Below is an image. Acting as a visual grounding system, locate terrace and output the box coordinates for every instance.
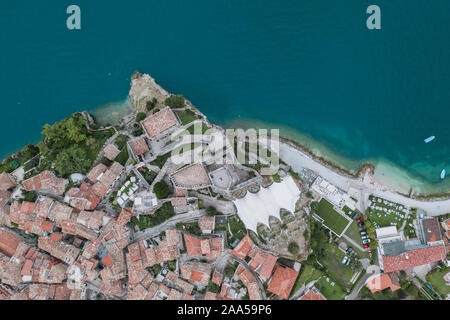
[312,198,352,236]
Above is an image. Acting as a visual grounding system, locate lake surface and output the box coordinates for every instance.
[1,1,450,194]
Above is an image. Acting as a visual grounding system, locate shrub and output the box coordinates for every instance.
[136,112,147,122]
[165,94,185,108]
[154,180,169,199]
[206,206,217,217]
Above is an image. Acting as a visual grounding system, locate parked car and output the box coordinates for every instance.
[363,243,370,249]
[341,256,349,265]
[345,258,351,266]
[352,212,360,220]
[360,231,367,236]
[362,239,371,244]
[361,235,369,240]
[356,217,364,223]
[346,247,353,255]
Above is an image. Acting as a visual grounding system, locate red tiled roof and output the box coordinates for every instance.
[421,218,442,243]
[141,107,179,139]
[300,288,326,300]
[231,234,254,259]
[382,245,446,273]
[183,233,201,256]
[190,270,204,283]
[366,273,401,293]
[102,254,113,267]
[131,138,149,156]
[259,254,277,280]
[267,265,299,300]
[103,144,120,161]
[0,228,21,257]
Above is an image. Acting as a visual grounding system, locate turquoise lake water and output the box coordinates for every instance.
[1,1,450,193]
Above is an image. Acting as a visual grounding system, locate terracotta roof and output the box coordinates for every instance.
[116,208,136,226]
[300,287,326,300]
[180,262,211,286]
[22,170,66,195]
[141,107,179,139]
[421,218,442,243]
[382,245,446,273]
[366,273,401,293]
[103,144,120,160]
[87,163,108,183]
[175,188,187,197]
[212,271,223,286]
[183,233,201,256]
[170,164,211,189]
[171,197,187,207]
[267,265,299,300]
[204,291,217,300]
[182,233,223,258]
[443,219,450,231]
[0,228,21,257]
[231,234,254,259]
[166,229,180,247]
[0,173,17,190]
[130,138,149,156]
[236,265,261,300]
[259,253,277,280]
[198,216,215,232]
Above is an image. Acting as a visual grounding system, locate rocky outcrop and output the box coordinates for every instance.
[129,72,170,113]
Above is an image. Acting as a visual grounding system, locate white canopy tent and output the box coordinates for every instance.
[233,176,300,232]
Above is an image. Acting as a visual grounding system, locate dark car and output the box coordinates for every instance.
[346,247,353,255]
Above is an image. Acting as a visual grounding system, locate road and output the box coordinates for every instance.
[279,141,450,216]
[342,234,366,252]
[131,209,206,241]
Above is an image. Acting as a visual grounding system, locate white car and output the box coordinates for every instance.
[341,256,349,265]
[362,239,371,244]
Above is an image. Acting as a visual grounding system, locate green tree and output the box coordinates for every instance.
[288,241,300,254]
[42,114,87,149]
[206,206,217,217]
[146,98,157,111]
[136,112,147,122]
[165,94,185,108]
[54,146,91,177]
[154,180,169,199]
[23,144,40,159]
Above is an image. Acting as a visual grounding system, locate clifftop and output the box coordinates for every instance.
[129,72,170,113]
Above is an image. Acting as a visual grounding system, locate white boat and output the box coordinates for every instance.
[424,136,435,143]
[441,169,446,180]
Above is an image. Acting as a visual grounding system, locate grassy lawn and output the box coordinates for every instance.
[176,109,199,125]
[342,205,352,215]
[426,266,450,297]
[115,147,129,166]
[343,222,369,258]
[315,276,346,300]
[227,215,247,245]
[290,264,323,298]
[314,198,350,235]
[151,151,172,168]
[319,243,355,289]
[367,195,408,230]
